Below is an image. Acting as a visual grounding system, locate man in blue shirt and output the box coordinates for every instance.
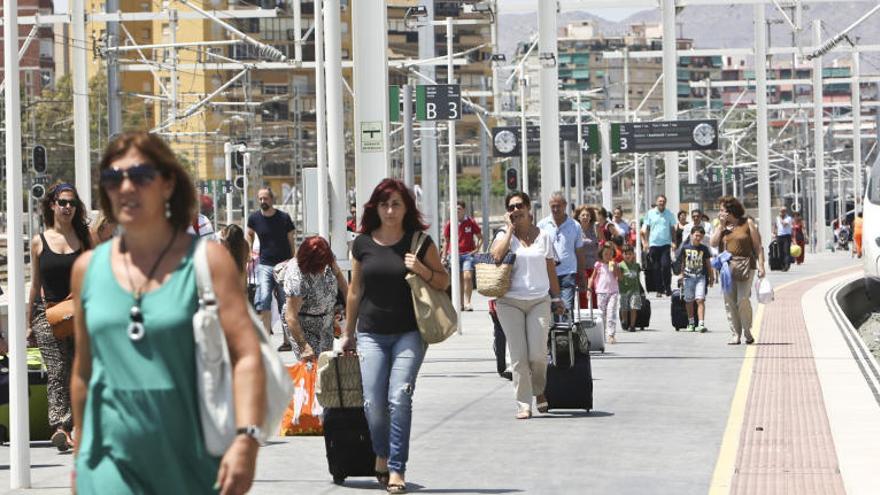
[641,194,677,297]
[538,191,585,311]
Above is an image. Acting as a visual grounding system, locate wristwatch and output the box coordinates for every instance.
[236,425,263,442]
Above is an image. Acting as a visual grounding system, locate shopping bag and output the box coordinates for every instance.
[280,361,324,436]
[755,277,774,305]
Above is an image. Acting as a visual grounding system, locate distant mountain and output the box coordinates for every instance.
[500,3,880,71]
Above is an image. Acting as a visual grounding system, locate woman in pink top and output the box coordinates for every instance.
[588,244,622,344]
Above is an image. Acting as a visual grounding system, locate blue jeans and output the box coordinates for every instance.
[557,273,577,312]
[357,330,427,474]
[254,263,285,313]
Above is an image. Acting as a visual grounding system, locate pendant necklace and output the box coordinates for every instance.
[121,232,178,341]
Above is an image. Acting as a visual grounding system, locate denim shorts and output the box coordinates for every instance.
[619,292,643,311]
[460,253,475,272]
[254,263,285,312]
[683,275,707,302]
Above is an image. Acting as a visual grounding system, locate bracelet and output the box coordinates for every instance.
[551,297,562,303]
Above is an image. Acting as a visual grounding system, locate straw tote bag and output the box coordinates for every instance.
[473,252,516,298]
[405,232,458,345]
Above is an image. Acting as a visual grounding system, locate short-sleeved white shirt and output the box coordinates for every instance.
[494,229,556,300]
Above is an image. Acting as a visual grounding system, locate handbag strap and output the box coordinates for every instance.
[193,238,217,308]
[409,231,427,257]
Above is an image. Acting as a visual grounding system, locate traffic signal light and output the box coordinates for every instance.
[233,142,246,172]
[505,167,518,191]
[234,175,245,190]
[31,183,46,199]
[32,145,47,174]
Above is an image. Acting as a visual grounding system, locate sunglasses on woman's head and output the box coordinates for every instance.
[55,199,76,208]
[507,203,527,212]
[100,163,158,190]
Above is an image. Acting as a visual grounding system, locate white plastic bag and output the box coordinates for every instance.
[755,276,774,304]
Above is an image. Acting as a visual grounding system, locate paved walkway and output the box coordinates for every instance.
[0,252,861,494]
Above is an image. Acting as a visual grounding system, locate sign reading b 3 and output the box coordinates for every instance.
[416,84,461,121]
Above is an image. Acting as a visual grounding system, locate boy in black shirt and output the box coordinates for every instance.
[675,226,714,332]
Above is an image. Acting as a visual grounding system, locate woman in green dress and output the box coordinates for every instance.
[70,132,266,494]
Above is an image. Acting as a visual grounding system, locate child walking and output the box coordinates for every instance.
[618,245,643,332]
[674,226,714,332]
[588,244,622,344]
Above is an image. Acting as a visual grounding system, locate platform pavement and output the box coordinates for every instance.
[0,251,859,494]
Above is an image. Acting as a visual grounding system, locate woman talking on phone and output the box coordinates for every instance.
[490,192,565,420]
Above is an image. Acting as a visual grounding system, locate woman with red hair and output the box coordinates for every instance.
[342,178,448,493]
[281,236,348,360]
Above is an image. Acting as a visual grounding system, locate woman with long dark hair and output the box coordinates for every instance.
[341,178,448,494]
[70,132,265,494]
[26,182,92,452]
[219,223,250,287]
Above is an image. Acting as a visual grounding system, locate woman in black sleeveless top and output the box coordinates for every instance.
[26,183,91,452]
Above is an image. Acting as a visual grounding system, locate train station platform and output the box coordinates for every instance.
[1,252,876,494]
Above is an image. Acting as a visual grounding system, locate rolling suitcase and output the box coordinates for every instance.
[545,352,593,412]
[642,252,660,293]
[671,288,689,331]
[768,239,784,271]
[576,291,605,353]
[634,295,652,330]
[0,350,51,443]
[320,353,376,485]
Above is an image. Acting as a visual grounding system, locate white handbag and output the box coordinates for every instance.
[755,276,774,305]
[192,239,294,457]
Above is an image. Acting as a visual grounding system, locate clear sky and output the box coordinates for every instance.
[498,0,649,22]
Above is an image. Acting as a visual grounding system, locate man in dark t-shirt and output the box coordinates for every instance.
[246,187,297,349]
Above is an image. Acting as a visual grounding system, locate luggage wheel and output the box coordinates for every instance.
[333,475,346,485]
[674,327,680,332]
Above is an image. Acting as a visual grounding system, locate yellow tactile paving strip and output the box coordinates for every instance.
[730,273,848,495]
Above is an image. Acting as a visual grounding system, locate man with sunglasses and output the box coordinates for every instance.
[537,192,585,312]
[246,187,297,350]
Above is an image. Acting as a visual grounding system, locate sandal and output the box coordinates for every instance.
[51,429,70,453]
[535,395,549,414]
[387,482,407,494]
[515,408,532,420]
[277,342,293,352]
[375,471,390,488]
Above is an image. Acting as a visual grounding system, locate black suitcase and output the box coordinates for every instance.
[671,288,689,331]
[635,296,651,330]
[642,253,660,293]
[323,407,376,485]
[545,352,593,411]
[768,239,784,271]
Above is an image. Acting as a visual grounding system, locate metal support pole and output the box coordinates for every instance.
[563,141,571,204]
[293,0,302,61]
[419,1,439,242]
[169,8,178,124]
[623,47,630,119]
[314,0,329,239]
[576,93,584,206]
[490,0,501,116]
[4,0,31,485]
[72,0,91,208]
[325,0,347,260]
[852,50,862,213]
[812,21,827,250]
[480,78,490,250]
[224,142,234,225]
[403,84,414,187]
[687,151,697,212]
[352,0,390,216]
[243,152,251,228]
[600,121,613,209]
[520,77,529,196]
[755,3,772,243]
[211,183,218,232]
[446,17,462,331]
[538,0,561,209]
[634,152,643,262]
[661,0,680,213]
[106,0,122,136]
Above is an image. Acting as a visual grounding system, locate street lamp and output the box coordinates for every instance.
[403,6,428,29]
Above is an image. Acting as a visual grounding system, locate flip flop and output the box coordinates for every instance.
[375,471,390,488]
[387,482,407,494]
